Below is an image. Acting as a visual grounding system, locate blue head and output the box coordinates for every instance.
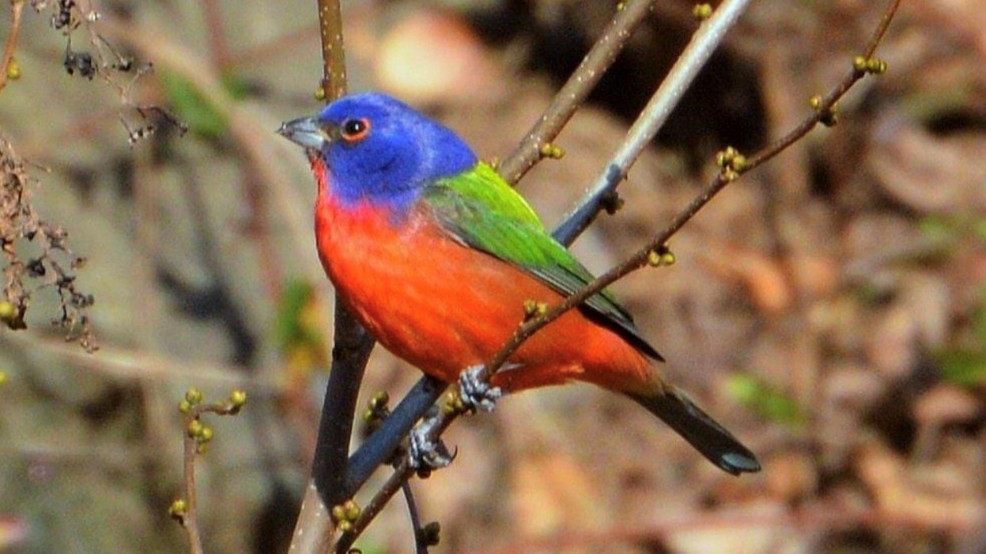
[278,92,477,210]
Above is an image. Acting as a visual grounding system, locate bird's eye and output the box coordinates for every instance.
[340,118,370,143]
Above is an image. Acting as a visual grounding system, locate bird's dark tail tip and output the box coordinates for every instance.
[628,387,761,475]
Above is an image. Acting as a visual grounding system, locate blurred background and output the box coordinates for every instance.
[1,0,985,552]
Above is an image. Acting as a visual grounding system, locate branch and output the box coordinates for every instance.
[342,376,444,497]
[496,0,657,185]
[0,0,24,94]
[171,389,248,554]
[553,0,752,245]
[312,304,374,506]
[289,2,376,553]
[316,0,347,100]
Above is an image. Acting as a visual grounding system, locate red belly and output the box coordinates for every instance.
[315,191,654,394]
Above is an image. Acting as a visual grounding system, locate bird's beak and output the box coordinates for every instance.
[277,116,330,151]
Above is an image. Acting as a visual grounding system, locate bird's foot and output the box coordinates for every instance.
[457,365,502,413]
[408,411,455,475]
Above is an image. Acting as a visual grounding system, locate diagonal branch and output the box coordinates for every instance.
[553,0,752,245]
[497,0,658,185]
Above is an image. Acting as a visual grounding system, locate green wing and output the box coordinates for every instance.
[423,162,663,361]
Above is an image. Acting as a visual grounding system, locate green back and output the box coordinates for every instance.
[423,162,663,361]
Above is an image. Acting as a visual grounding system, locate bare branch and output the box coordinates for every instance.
[497,0,657,185]
[553,0,753,245]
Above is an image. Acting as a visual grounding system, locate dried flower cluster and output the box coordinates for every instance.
[0,136,96,351]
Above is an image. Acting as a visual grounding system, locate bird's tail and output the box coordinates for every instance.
[627,386,761,475]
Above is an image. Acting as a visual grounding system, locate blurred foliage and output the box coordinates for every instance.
[937,350,986,387]
[160,71,249,140]
[726,373,806,427]
[275,278,329,377]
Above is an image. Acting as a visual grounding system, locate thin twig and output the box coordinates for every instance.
[335,450,429,553]
[342,376,444,497]
[401,481,431,554]
[332,0,902,546]
[497,0,657,185]
[174,396,247,554]
[179,425,205,554]
[0,0,24,93]
[553,0,752,245]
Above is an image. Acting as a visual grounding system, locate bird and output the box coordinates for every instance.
[278,92,760,475]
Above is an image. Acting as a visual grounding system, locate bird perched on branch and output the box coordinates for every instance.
[279,92,760,475]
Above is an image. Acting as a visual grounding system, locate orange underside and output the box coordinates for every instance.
[314,172,655,394]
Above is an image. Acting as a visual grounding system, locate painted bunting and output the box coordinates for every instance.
[279,93,760,475]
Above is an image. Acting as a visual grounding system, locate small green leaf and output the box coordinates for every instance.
[726,374,806,426]
[160,71,247,140]
[937,350,986,387]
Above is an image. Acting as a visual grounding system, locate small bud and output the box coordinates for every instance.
[0,371,7,386]
[197,426,214,443]
[169,499,188,520]
[601,192,624,215]
[344,500,361,521]
[195,442,210,455]
[442,391,461,414]
[539,143,564,160]
[0,301,15,321]
[419,521,441,546]
[314,86,326,101]
[177,400,191,414]
[186,419,203,438]
[331,504,347,522]
[715,146,738,168]
[692,3,713,20]
[338,520,353,533]
[866,58,887,74]
[229,389,247,408]
[647,250,662,267]
[184,388,203,405]
[852,55,868,72]
[730,154,747,172]
[660,251,676,266]
[808,95,822,110]
[370,391,389,410]
[6,58,20,80]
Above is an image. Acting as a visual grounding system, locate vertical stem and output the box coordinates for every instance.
[317,0,347,100]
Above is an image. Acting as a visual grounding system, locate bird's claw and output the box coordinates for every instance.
[458,365,502,413]
[408,413,454,474]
